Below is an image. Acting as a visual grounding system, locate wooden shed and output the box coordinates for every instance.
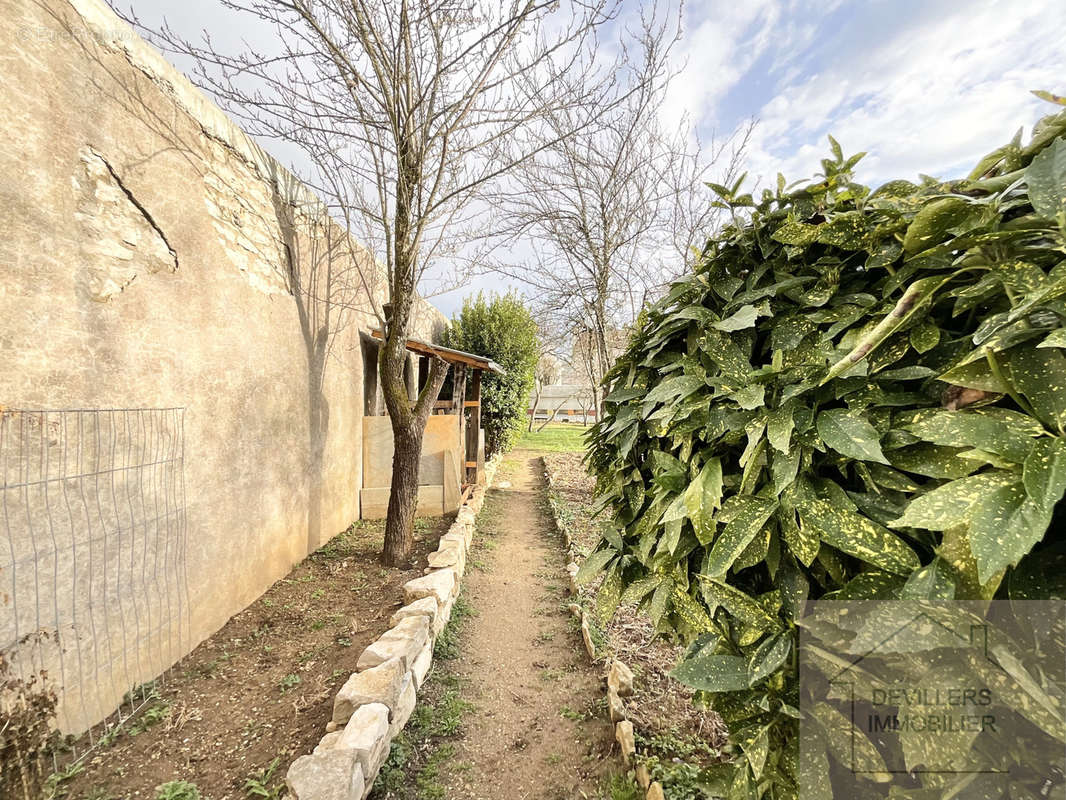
[359,331,503,519]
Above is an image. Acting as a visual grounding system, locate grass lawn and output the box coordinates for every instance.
[515,421,591,453]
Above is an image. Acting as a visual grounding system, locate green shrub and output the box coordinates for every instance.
[244,758,283,799]
[442,292,538,456]
[155,781,200,800]
[601,772,644,800]
[586,95,1066,798]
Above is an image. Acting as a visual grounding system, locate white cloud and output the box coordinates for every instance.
[725,0,1066,189]
[660,0,779,128]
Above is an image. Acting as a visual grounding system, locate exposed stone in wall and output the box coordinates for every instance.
[200,133,291,297]
[72,146,177,302]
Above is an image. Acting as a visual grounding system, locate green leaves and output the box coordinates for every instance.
[903,197,983,254]
[822,275,950,384]
[574,549,615,585]
[684,458,724,544]
[767,403,796,454]
[585,121,1066,798]
[714,303,765,332]
[772,221,821,246]
[705,496,778,576]
[892,439,1066,585]
[892,471,1018,530]
[642,374,705,407]
[816,408,888,464]
[441,292,539,456]
[968,438,1066,583]
[1033,89,1066,106]
[1025,137,1066,219]
[797,497,919,575]
[671,653,751,692]
[1009,348,1066,433]
[698,576,781,634]
[901,558,955,599]
[904,409,1038,463]
[748,632,792,686]
[648,450,687,491]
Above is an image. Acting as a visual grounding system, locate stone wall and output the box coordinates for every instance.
[0,0,445,733]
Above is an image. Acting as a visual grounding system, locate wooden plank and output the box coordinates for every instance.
[443,451,460,513]
[463,400,480,408]
[371,329,503,373]
[476,428,486,486]
[453,365,467,413]
[361,486,445,519]
[465,461,478,469]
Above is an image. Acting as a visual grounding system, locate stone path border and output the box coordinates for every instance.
[544,459,666,800]
[285,455,502,800]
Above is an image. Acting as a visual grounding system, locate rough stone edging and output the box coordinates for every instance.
[543,460,665,800]
[285,455,503,800]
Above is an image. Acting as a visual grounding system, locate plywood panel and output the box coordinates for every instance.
[362,415,459,489]
[359,486,445,519]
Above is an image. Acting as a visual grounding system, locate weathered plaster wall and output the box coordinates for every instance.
[0,0,445,732]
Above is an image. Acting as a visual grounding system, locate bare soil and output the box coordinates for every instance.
[545,453,727,770]
[374,452,618,800]
[58,515,454,800]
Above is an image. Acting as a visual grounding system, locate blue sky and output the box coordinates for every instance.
[668,0,1066,190]
[127,0,1066,316]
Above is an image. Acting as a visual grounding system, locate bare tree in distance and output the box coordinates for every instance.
[528,340,563,432]
[127,0,634,566]
[487,6,753,415]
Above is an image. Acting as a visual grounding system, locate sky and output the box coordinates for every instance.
[669,0,1066,191]
[124,0,1066,317]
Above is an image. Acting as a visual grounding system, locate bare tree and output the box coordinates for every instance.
[527,319,569,431]
[129,0,623,565]
[489,8,750,414]
[574,321,612,417]
[527,355,556,431]
[577,386,595,425]
[665,118,754,279]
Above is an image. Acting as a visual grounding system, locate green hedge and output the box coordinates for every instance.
[442,292,538,456]
[584,95,1066,798]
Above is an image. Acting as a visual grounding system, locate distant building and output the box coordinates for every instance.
[529,383,598,423]
[528,327,629,424]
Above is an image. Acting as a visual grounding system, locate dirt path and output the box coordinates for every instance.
[439,451,615,800]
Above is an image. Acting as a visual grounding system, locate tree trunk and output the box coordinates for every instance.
[536,396,569,431]
[380,319,449,567]
[382,419,423,566]
[528,385,542,432]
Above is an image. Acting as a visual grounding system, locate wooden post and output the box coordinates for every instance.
[467,370,482,484]
[452,364,467,479]
[452,364,467,414]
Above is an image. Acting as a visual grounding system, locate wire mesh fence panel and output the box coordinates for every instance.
[0,408,189,746]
